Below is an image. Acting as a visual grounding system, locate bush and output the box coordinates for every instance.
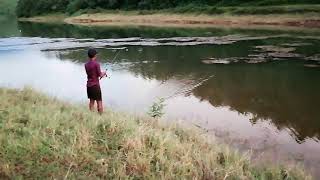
[16,0,68,17]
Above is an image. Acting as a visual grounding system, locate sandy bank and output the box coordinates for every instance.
[63,13,320,29]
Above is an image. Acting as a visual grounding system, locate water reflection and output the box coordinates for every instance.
[57,47,320,143]
[193,65,320,142]
[17,21,320,39]
[2,48,320,177]
[0,17,21,37]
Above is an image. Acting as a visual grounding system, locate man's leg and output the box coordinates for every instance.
[89,99,95,111]
[97,100,103,114]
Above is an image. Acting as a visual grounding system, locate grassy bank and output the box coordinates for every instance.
[0,88,310,179]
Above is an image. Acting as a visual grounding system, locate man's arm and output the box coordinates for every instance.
[96,63,106,79]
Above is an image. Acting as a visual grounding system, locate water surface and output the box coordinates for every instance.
[1,18,320,178]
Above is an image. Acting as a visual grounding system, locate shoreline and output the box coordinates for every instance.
[0,87,311,178]
[19,12,320,29]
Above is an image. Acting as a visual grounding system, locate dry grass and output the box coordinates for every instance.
[62,13,320,29]
[0,87,311,179]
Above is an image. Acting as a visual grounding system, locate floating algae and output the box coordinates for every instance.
[305,54,320,62]
[304,55,320,68]
[202,58,234,64]
[252,45,303,59]
[244,58,268,64]
[304,64,320,68]
[266,52,302,58]
[255,45,296,53]
[201,44,308,65]
[201,55,269,65]
[281,43,313,47]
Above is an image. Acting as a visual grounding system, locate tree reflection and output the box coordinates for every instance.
[40,25,320,143]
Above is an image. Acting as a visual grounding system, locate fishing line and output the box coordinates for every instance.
[159,75,215,101]
[164,75,215,100]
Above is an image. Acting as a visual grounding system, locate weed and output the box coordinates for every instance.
[148,98,165,118]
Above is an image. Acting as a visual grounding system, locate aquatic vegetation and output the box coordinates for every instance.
[305,54,320,62]
[201,56,269,65]
[304,64,320,68]
[201,42,317,65]
[255,45,296,53]
[202,58,233,64]
[0,87,311,179]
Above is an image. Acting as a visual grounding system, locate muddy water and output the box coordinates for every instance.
[1,19,320,178]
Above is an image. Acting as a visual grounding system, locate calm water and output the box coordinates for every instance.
[1,17,320,178]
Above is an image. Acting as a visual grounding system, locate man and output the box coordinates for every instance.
[85,48,107,114]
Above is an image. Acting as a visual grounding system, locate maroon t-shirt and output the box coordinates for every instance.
[85,60,102,87]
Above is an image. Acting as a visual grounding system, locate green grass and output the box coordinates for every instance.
[0,88,310,179]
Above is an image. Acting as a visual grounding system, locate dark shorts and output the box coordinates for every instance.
[87,85,102,101]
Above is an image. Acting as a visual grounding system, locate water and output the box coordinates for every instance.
[1,18,320,177]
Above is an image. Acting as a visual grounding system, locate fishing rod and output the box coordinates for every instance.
[100,48,127,79]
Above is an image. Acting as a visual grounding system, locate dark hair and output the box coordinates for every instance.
[88,48,97,58]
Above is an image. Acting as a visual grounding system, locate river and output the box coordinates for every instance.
[1,17,320,178]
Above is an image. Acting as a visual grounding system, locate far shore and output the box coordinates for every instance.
[18,12,320,29]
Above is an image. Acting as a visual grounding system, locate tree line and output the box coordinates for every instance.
[16,0,319,17]
[0,0,18,16]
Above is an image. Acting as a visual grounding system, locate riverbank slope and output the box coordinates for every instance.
[0,88,310,179]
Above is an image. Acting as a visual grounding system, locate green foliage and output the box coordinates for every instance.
[16,0,320,17]
[0,0,18,16]
[16,0,68,17]
[148,98,165,118]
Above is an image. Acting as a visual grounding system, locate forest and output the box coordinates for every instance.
[0,0,18,16]
[16,0,319,17]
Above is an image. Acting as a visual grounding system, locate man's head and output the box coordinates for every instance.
[88,48,98,59]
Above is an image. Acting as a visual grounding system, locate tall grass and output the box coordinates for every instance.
[0,88,310,179]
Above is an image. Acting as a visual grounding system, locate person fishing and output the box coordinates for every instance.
[85,48,107,114]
